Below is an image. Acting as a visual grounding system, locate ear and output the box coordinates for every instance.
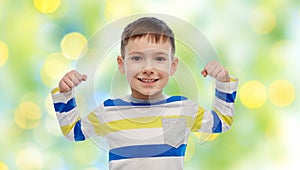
[117,56,125,74]
[170,57,178,76]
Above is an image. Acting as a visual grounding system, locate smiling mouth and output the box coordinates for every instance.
[137,78,159,83]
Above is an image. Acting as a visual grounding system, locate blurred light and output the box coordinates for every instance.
[74,141,100,165]
[184,137,196,162]
[193,132,220,142]
[61,32,88,60]
[37,23,64,51]
[250,7,276,34]
[33,118,58,148]
[240,80,267,109]
[265,119,283,144]
[40,53,71,87]
[268,80,295,107]
[45,94,56,118]
[75,94,88,116]
[0,41,8,67]
[33,0,61,14]
[271,40,292,67]
[45,114,62,137]
[0,162,8,170]
[84,168,99,170]
[16,147,43,170]
[281,115,300,169]
[105,0,131,21]
[43,153,66,170]
[14,101,41,129]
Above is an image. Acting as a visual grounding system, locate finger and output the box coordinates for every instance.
[68,75,80,86]
[206,63,218,77]
[64,76,77,88]
[73,71,87,81]
[201,69,207,77]
[210,66,222,78]
[59,80,71,93]
[81,75,87,81]
[216,69,230,82]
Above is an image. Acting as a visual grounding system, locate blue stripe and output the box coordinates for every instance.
[211,110,222,133]
[104,96,188,107]
[109,144,187,161]
[215,89,236,103]
[74,120,85,141]
[54,98,76,113]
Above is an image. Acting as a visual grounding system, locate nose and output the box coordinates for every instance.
[141,58,155,75]
[142,67,154,75]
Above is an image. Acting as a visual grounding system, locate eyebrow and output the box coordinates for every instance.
[128,50,170,56]
[128,51,144,56]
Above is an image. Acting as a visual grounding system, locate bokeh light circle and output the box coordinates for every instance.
[0,41,8,67]
[240,80,267,109]
[40,53,71,87]
[74,14,221,152]
[268,80,295,107]
[250,7,276,34]
[14,101,42,129]
[0,162,8,170]
[33,0,61,14]
[271,40,292,67]
[16,147,43,170]
[61,32,88,60]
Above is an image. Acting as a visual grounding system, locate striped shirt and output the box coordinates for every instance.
[51,79,238,170]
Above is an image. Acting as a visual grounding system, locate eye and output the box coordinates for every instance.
[130,56,142,61]
[155,56,166,62]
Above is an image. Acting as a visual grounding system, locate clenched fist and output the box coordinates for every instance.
[59,70,87,93]
[201,60,230,82]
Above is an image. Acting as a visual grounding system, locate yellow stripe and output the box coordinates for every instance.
[86,113,194,136]
[51,87,60,94]
[213,107,233,126]
[230,78,238,82]
[61,117,80,136]
[191,106,205,132]
[87,112,105,135]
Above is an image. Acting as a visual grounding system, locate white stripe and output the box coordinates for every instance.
[215,78,238,93]
[81,118,97,138]
[56,109,79,127]
[51,91,74,103]
[109,156,184,170]
[105,128,189,149]
[100,100,197,123]
[198,110,213,133]
[214,97,235,117]
[222,124,231,132]
[65,128,75,141]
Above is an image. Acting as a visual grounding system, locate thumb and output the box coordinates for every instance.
[81,75,87,81]
[201,69,207,77]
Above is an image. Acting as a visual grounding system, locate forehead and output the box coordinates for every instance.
[124,36,172,55]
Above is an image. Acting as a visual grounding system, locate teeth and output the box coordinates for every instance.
[140,78,156,83]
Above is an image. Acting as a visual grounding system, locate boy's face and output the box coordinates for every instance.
[117,36,178,100]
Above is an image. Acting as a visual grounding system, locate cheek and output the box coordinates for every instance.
[124,63,142,80]
[156,63,172,74]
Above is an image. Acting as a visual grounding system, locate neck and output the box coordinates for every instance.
[131,88,163,101]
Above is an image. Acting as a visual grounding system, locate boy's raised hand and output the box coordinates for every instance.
[201,60,230,82]
[59,70,87,93]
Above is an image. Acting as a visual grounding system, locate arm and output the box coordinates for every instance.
[192,61,238,133]
[51,70,98,141]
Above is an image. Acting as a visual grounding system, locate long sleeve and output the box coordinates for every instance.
[191,78,238,133]
[51,87,99,141]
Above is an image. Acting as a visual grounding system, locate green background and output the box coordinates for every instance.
[0,0,299,169]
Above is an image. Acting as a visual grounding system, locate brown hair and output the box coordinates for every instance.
[120,17,175,57]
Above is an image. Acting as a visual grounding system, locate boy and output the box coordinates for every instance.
[51,17,238,170]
